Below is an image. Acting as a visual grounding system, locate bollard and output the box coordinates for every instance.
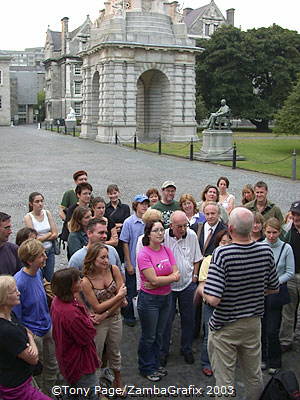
[115,132,118,145]
[73,127,75,137]
[64,125,67,135]
[292,149,297,181]
[57,125,59,134]
[134,134,137,150]
[50,124,53,132]
[232,143,237,169]
[190,138,194,161]
[158,135,162,155]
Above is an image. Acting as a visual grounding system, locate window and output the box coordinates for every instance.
[74,65,81,75]
[205,24,210,36]
[74,102,81,116]
[74,81,82,95]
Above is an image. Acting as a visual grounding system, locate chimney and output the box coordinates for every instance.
[61,17,69,54]
[183,7,193,18]
[226,8,235,26]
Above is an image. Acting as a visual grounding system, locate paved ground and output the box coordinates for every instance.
[1,124,300,399]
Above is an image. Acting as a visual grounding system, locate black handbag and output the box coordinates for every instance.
[52,238,61,255]
[266,243,291,309]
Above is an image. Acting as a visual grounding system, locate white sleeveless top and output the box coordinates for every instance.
[219,193,235,211]
[29,210,52,250]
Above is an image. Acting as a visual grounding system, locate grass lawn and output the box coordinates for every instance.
[217,139,300,179]
[125,136,300,180]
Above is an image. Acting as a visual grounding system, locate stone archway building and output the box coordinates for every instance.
[80,0,200,142]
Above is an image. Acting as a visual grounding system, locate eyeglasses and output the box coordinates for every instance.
[151,228,165,234]
[173,223,189,229]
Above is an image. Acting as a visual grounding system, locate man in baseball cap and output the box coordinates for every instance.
[280,200,300,352]
[120,194,150,326]
[152,181,180,228]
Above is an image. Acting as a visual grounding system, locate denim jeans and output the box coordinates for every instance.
[137,291,171,375]
[262,301,283,368]
[42,244,55,282]
[122,271,137,323]
[201,303,214,369]
[161,281,196,357]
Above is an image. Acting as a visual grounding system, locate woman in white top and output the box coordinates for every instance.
[24,192,58,282]
[217,177,235,215]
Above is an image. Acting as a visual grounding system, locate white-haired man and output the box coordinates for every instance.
[204,207,279,400]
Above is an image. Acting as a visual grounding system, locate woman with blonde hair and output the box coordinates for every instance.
[179,194,205,228]
[241,184,255,205]
[250,212,265,242]
[67,206,92,258]
[262,218,295,375]
[81,243,127,390]
[0,275,51,400]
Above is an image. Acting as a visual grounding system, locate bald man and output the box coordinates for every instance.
[204,207,279,400]
[160,211,202,366]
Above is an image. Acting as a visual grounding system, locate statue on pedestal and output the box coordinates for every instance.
[206,99,231,130]
[66,107,76,121]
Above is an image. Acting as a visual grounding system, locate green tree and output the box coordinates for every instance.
[196,25,300,130]
[273,76,300,134]
[195,93,208,123]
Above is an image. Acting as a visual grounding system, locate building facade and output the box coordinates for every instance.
[0,55,12,125]
[0,47,45,124]
[184,0,234,39]
[44,16,91,123]
[80,0,199,142]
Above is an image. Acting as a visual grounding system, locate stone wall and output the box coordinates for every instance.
[0,58,11,125]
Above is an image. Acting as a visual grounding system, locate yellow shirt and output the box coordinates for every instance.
[198,255,212,282]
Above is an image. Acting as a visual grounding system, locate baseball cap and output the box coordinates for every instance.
[133,194,149,203]
[290,200,300,214]
[161,181,176,190]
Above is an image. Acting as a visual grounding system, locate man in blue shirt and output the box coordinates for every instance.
[14,238,58,397]
[120,194,150,326]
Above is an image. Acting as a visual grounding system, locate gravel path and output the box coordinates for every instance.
[1,124,300,399]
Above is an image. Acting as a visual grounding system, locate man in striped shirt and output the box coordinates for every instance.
[203,207,279,400]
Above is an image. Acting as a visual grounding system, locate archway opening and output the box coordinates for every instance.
[91,71,99,133]
[136,69,170,140]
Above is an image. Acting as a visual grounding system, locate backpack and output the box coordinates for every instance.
[259,370,300,400]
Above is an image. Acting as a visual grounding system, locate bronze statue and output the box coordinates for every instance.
[207,99,231,130]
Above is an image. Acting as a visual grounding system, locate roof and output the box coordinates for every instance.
[184,5,207,27]
[184,1,225,28]
[48,30,61,51]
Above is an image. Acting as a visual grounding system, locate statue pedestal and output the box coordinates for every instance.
[65,119,76,131]
[194,129,245,161]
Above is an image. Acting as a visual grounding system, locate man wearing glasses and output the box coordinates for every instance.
[0,212,22,275]
[160,211,202,366]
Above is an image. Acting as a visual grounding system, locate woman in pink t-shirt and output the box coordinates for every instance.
[137,220,180,382]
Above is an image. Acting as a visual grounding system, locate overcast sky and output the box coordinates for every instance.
[1,0,299,50]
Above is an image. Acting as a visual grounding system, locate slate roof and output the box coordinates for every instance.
[48,31,61,51]
[184,5,207,27]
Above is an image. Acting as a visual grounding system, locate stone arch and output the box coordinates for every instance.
[136,69,170,140]
[91,71,100,135]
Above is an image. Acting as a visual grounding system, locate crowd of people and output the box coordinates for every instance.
[0,169,299,400]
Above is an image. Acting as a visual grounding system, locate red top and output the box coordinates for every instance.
[51,296,100,384]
